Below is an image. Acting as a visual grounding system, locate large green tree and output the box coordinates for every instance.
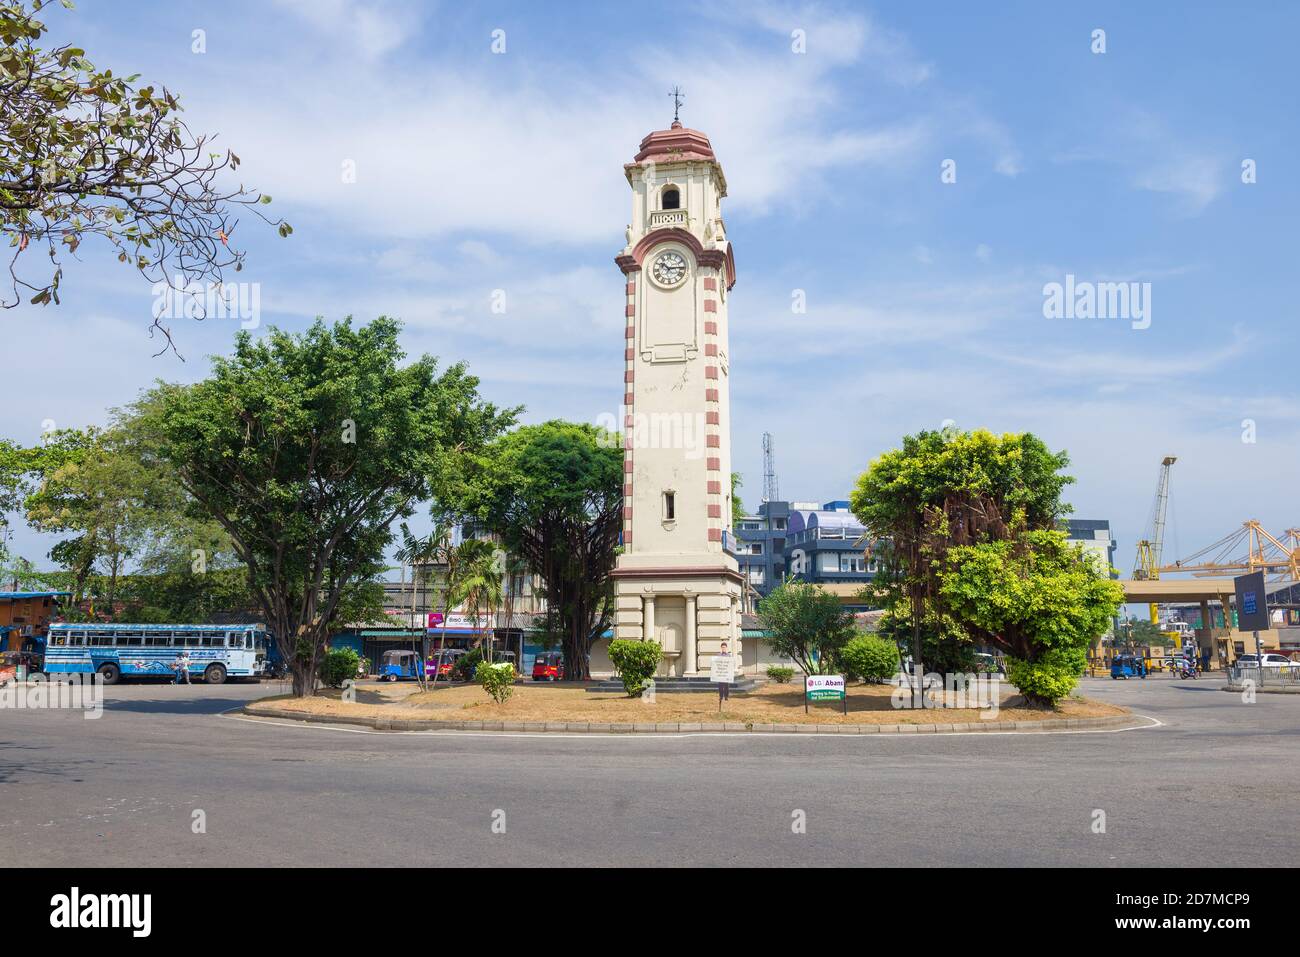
[155,317,514,695]
[851,427,1120,705]
[450,420,622,680]
[756,580,856,675]
[1,0,286,339]
[850,428,1073,673]
[941,530,1124,705]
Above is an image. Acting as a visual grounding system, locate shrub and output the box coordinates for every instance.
[766,665,795,684]
[1004,648,1085,706]
[476,661,517,704]
[451,647,483,681]
[320,647,360,688]
[840,634,899,683]
[607,639,662,697]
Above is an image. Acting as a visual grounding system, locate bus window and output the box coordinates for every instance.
[184,633,201,647]
[51,633,66,646]
[245,633,253,649]
[203,634,223,647]
[227,633,242,648]
[123,633,143,647]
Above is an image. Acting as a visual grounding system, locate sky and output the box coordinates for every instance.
[3,0,1297,579]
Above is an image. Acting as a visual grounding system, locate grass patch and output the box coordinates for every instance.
[254,679,1127,725]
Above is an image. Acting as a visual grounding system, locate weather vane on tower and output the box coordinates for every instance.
[669,85,685,123]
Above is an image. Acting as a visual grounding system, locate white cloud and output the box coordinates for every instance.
[272,0,420,59]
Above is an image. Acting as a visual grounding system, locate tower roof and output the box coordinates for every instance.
[631,120,717,164]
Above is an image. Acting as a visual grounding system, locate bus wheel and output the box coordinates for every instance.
[205,663,227,685]
[97,662,121,686]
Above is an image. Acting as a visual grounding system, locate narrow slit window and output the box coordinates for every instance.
[664,492,676,521]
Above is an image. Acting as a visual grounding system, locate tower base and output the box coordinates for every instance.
[593,557,744,679]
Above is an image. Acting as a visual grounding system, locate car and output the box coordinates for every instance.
[1237,653,1298,670]
[532,651,565,681]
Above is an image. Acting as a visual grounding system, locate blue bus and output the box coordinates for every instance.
[44,623,271,685]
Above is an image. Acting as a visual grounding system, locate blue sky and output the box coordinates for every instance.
[4,0,1297,577]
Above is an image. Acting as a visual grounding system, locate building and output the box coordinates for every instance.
[0,591,69,652]
[1061,519,1118,576]
[736,499,881,599]
[331,522,550,668]
[600,116,744,679]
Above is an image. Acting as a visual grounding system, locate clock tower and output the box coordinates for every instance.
[610,118,742,678]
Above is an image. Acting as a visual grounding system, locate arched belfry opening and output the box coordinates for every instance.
[661,186,680,210]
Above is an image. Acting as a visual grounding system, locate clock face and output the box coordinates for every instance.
[652,251,688,287]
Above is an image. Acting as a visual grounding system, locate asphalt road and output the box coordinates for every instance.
[1,674,1296,867]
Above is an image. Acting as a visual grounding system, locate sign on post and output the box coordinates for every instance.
[709,655,735,684]
[1234,572,1270,632]
[805,674,847,715]
[1235,571,1271,685]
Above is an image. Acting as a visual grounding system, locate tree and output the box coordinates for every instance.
[450,421,622,680]
[154,317,514,696]
[850,427,1074,677]
[1118,616,1168,649]
[940,530,1124,705]
[756,580,856,675]
[24,426,161,605]
[1,0,287,343]
[730,471,745,527]
[452,536,503,660]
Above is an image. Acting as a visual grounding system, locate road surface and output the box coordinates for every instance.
[1,674,1295,866]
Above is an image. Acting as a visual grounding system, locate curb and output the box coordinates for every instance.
[239,704,1139,735]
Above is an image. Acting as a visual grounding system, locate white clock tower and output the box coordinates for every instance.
[609,116,743,678]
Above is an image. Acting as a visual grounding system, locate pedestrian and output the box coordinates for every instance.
[718,641,731,703]
[173,650,191,685]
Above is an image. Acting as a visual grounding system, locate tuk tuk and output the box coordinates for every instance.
[378,649,424,682]
[426,648,466,680]
[1110,654,1147,679]
[0,650,41,685]
[532,651,565,681]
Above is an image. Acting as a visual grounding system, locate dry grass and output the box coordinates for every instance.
[255,679,1127,726]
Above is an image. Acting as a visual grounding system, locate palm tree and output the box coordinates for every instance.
[454,538,504,663]
[396,517,461,690]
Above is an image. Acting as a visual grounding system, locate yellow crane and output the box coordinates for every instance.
[1161,520,1300,581]
[1132,456,1176,625]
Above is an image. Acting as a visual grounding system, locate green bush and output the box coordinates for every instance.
[607,639,662,697]
[451,647,483,681]
[476,661,517,704]
[320,647,360,688]
[1005,648,1085,706]
[765,665,795,683]
[840,633,899,683]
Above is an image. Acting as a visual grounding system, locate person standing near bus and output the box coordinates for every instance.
[173,650,192,685]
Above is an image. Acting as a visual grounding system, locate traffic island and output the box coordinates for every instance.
[241,681,1135,734]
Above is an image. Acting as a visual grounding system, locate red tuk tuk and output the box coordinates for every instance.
[531,651,565,681]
